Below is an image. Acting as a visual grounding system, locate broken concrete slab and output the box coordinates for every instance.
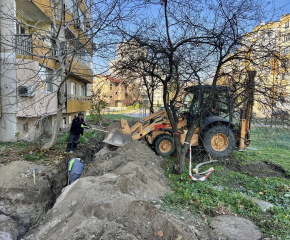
[210,215,262,240]
[241,194,274,212]
[211,186,274,212]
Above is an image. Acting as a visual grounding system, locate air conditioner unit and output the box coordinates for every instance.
[74,19,80,29]
[18,86,35,97]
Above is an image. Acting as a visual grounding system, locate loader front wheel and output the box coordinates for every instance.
[155,134,175,157]
[202,125,235,158]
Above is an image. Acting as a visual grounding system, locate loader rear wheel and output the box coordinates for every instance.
[155,134,175,157]
[202,125,235,158]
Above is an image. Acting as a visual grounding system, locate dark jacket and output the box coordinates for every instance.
[70,117,87,135]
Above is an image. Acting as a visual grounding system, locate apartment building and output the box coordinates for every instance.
[109,39,164,107]
[93,75,127,107]
[0,0,94,142]
[219,13,290,116]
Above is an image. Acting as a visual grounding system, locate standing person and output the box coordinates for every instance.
[66,112,90,153]
[68,158,84,185]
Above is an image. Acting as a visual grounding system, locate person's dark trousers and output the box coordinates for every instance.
[66,133,80,152]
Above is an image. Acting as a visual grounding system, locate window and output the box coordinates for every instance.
[282,73,286,80]
[281,59,288,69]
[78,7,86,32]
[16,23,25,34]
[285,21,289,28]
[283,34,290,42]
[39,65,53,92]
[283,47,289,55]
[79,85,85,96]
[267,31,272,37]
[71,82,76,95]
[23,122,28,132]
[110,83,112,90]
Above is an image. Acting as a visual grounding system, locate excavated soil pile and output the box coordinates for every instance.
[83,140,171,200]
[23,141,199,240]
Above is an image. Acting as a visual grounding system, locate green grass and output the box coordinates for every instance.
[56,131,103,144]
[0,140,30,150]
[103,114,135,120]
[234,126,290,174]
[162,126,290,239]
[86,114,135,121]
[24,152,45,162]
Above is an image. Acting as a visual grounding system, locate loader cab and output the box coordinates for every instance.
[183,85,231,126]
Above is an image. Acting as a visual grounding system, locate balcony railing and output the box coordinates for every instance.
[15,34,32,55]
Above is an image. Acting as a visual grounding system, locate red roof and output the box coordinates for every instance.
[99,75,122,83]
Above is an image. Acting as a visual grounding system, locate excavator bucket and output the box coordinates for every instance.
[103,118,132,147]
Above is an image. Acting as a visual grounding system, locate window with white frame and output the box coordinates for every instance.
[285,21,289,28]
[39,65,54,92]
[77,7,85,32]
[71,82,76,95]
[79,85,85,96]
[16,23,25,34]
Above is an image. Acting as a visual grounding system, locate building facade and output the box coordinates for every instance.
[0,0,94,141]
[219,14,290,116]
[93,75,127,107]
[109,39,164,107]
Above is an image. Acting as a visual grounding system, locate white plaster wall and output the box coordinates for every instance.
[16,59,58,117]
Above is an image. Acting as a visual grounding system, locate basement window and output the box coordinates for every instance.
[23,122,28,132]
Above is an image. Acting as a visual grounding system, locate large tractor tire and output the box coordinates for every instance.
[202,125,235,159]
[154,134,175,157]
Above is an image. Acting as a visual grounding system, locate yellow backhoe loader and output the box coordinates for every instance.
[103,81,254,158]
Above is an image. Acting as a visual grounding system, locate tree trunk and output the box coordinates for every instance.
[174,144,188,174]
[42,109,62,149]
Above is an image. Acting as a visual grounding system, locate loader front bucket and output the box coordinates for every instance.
[103,118,132,147]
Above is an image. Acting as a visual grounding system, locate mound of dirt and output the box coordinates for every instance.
[24,176,198,240]
[225,161,287,178]
[74,135,105,164]
[83,140,170,200]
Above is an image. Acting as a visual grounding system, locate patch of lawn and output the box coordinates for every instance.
[162,126,290,239]
[103,114,135,121]
[162,156,290,238]
[0,140,30,150]
[86,114,135,122]
[234,126,290,174]
[56,131,103,144]
[24,152,45,162]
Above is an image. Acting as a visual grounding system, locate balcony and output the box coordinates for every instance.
[66,94,90,113]
[15,34,32,55]
[16,0,52,23]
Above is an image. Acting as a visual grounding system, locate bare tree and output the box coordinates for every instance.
[113,0,278,174]
[109,39,164,113]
